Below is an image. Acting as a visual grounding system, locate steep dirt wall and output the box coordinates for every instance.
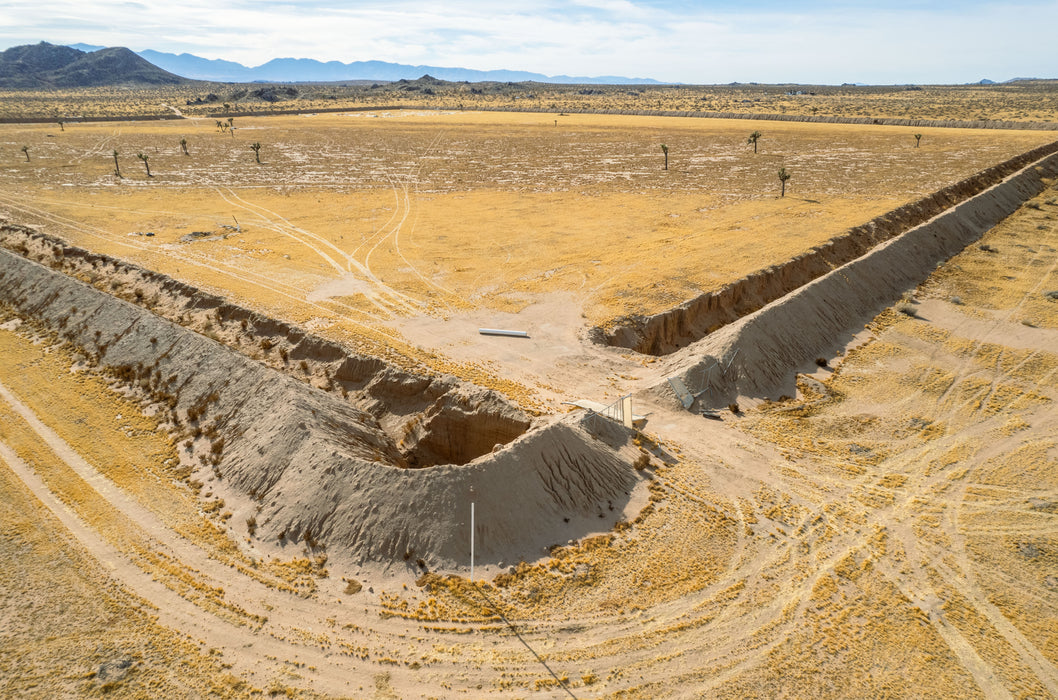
[600,140,1058,355]
[650,150,1058,409]
[0,223,530,468]
[0,248,645,568]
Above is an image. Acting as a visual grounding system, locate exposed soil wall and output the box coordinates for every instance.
[601,140,1058,355]
[0,245,645,567]
[650,150,1058,408]
[0,223,530,468]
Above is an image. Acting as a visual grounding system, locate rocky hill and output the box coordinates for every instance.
[0,41,187,88]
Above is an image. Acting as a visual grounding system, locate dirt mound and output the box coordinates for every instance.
[599,140,1058,355]
[0,224,531,467]
[0,242,647,568]
[649,149,1058,408]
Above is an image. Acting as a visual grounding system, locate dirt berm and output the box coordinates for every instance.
[601,140,1058,355]
[649,149,1058,409]
[0,234,646,570]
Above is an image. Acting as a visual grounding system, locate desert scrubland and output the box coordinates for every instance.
[0,90,1056,698]
[3,78,1058,125]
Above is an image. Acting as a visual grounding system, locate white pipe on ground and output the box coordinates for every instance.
[478,328,529,338]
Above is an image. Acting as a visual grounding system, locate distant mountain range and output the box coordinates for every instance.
[0,42,185,88]
[67,43,664,85]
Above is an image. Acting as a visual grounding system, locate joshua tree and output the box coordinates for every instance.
[20,145,29,162]
[251,142,261,163]
[661,143,669,170]
[112,149,121,177]
[137,152,152,178]
[215,120,224,132]
[747,130,762,153]
[914,133,922,148]
[778,167,791,197]
[227,117,235,137]
[180,138,189,156]
[56,120,64,132]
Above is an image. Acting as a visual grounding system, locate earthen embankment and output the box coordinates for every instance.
[602,140,1058,355]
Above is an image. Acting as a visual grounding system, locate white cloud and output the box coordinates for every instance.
[2,0,1056,83]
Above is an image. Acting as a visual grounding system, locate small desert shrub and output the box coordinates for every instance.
[896,301,917,317]
[246,515,257,536]
[815,357,828,367]
[951,296,963,305]
[728,402,741,414]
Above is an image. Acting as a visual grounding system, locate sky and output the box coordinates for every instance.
[2,0,1057,84]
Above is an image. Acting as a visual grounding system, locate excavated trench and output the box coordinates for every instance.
[0,224,530,469]
[0,225,646,567]
[596,140,1058,357]
[646,147,1058,411]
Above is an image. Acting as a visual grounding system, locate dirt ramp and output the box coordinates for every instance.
[651,150,1058,407]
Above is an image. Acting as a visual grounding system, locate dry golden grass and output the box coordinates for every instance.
[0,111,1052,393]
[1,98,1057,697]
[0,318,330,598]
[0,449,257,698]
[355,184,1058,696]
[721,183,1058,697]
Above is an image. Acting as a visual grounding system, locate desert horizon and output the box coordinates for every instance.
[1,22,1057,700]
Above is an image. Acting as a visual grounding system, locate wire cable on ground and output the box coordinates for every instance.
[472,584,578,699]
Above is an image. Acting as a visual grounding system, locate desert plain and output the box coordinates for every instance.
[0,87,1057,699]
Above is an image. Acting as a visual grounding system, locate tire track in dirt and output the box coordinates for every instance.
[360,130,460,307]
[217,186,425,314]
[734,343,1055,696]
[0,193,411,344]
[0,436,388,696]
[0,374,532,695]
[215,187,346,274]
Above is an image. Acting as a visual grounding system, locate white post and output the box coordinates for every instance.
[470,501,475,583]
